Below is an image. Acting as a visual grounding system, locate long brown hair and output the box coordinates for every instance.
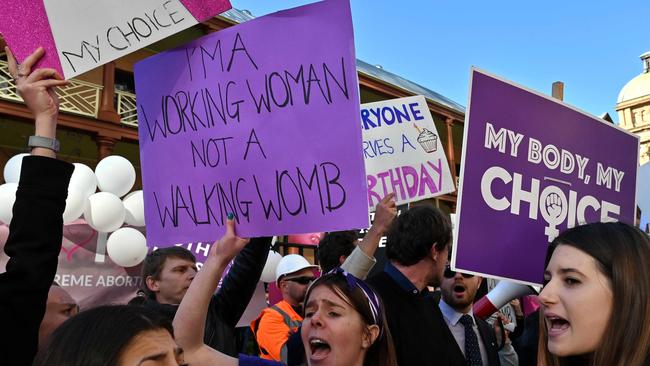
[304,270,398,366]
[34,305,174,366]
[538,222,650,366]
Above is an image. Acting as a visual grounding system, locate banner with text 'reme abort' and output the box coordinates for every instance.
[135,0,369,248]
[452,68,639,285]
[361,96,455,210]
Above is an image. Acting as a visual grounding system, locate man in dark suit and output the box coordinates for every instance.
[439,266,501,366]
[366,205,463,365]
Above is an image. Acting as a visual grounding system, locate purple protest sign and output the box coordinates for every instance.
[135,0,369,248]
[452,69,639,285]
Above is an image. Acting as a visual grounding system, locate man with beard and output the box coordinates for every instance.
[439,267,510,366]
[251,254,318,362]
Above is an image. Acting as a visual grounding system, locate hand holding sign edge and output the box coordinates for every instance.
[208,213,250,268]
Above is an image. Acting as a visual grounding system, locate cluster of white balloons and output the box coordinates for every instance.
[1,154,147,267]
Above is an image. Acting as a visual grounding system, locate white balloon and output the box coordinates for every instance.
[123,190,145,227]
[3,153,29,184]
[95,156,136,197]
[260,251,283,283]
[63,189,87,224]
[106,227,148,267]
[69,163,97,197]
[84,192,125,232]
[0,183,18,225]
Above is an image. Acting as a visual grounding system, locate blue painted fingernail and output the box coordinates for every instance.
[227,212,234,220]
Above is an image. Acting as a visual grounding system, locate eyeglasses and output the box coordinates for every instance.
[283,276,316,285]
[444,265,475,279]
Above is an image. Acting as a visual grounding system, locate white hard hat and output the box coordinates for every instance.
[275,254,319,283]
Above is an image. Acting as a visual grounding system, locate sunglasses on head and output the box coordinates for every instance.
[444,265,474,279]
[283,276,315,285]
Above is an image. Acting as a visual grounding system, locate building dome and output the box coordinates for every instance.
[618,52,650,104]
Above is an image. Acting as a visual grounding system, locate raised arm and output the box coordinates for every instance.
[173,218,249,366]
[6,47,67,159]
[210,236,271,329]
[0,47,72,366]
[342,193,396,279]
[358,192,396,257]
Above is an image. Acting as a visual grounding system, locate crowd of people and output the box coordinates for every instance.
[1,47,650,366]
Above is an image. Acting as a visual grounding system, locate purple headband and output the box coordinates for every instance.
[323,268,384,335]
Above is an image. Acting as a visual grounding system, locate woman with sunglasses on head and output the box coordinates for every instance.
[537,222,650,366]
[173,221,397,366]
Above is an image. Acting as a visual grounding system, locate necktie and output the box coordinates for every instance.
[459,314,483,366]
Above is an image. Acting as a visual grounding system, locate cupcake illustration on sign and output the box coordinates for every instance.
[414,124,438,153]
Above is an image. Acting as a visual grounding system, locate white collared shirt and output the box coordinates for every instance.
[439,299,489,366]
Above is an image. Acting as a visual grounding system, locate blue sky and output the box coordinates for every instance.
[231,0,649,122]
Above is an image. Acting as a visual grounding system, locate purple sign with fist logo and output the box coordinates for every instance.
[452,69,639,285]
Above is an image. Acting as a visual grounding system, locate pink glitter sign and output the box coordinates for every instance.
[0,1,62,74]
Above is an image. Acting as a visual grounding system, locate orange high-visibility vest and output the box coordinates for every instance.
[251,300,302,362]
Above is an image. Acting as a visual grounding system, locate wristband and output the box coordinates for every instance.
[28,135,60,152]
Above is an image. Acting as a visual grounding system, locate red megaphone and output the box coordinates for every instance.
[474,280,537,319]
